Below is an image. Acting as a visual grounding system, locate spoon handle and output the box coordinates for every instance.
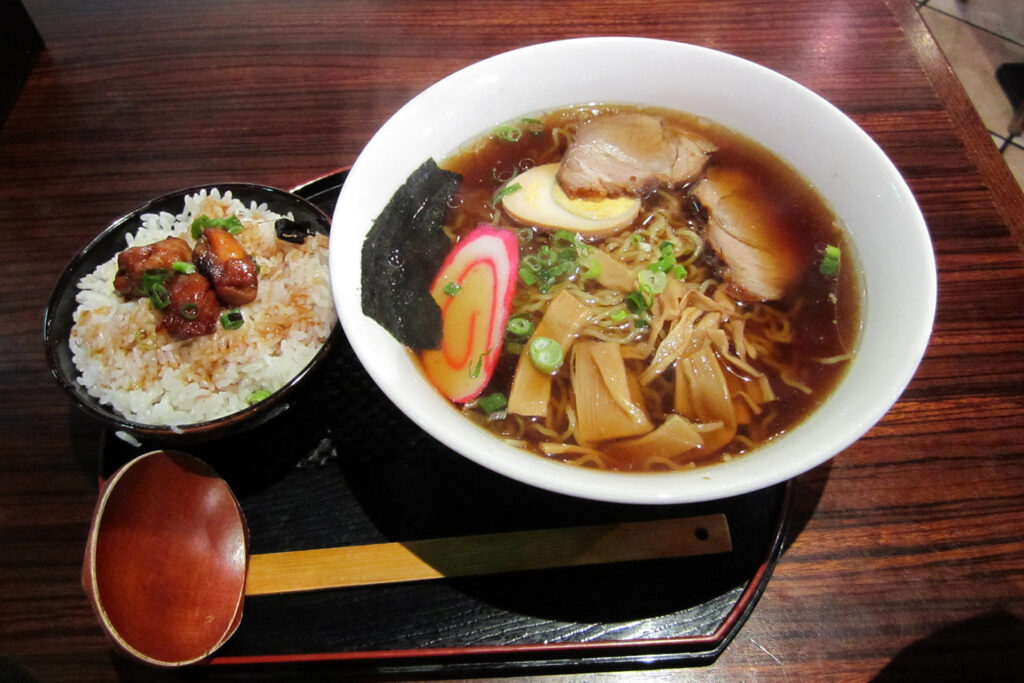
[244,513,730,596]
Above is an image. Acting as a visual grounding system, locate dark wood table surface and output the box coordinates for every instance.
[3,0,1024,680]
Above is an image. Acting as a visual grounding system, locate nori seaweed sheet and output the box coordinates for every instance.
[360,159,462,349]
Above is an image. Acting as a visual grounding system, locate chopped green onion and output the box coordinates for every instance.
[492,181,522,206]
[581,257,603,280]
[494,125,522,142]
[637,269,667,294]
[190,214,244,239]
[504,340,525,355]
[528,336,564,374]
[520,117,544,136]
[518,233,593,293]
[553,229,578,244]
[609,309,629,322]
[148,283,170,310]
[649,241,678,273]
[477,392,508,415]
[172,261,196,274]
[443,281,461,296]
[220,308,244,330]
[179,302,199,320]
[506,316,535,338]
[516,227,534,243]
[469,349,491,378]
[247,389,272,404]
[819,244,841,277]
[639,283,654,302]
[630,234,643,245]
[625,287,654,314]
[672,264,688,279]
[140,268,172,294]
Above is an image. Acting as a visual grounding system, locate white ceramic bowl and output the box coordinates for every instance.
[330,37,936,504]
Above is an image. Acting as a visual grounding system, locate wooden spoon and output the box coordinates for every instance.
[83,450,731,667]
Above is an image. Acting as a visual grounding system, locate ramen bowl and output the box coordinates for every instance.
[330,37,936,504]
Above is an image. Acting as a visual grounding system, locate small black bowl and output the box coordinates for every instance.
[43,183,337,443]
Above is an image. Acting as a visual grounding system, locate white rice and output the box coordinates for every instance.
[70,188,335,427]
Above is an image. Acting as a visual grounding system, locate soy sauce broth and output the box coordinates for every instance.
[433,104,862,471]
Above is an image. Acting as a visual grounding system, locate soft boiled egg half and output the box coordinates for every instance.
[500,163,641,237]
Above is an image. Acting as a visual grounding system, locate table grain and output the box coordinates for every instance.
[2,0,1023,680]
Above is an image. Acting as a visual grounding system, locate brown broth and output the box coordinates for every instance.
[433,104,861,471]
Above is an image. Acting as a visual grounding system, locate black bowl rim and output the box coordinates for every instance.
[43,182,337,442]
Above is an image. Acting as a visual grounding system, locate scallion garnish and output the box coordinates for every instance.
[520,117,544,136]
[492,181,522,207]
[148,283,171,310]
[190,214,244,239]
[506,316,535,338]
[443,281,461,296]
[179,302,199,320]
[247,389,272,404]
[609,309,629,322]
[637,269,667,294]
[140,268,172,293]
[528,336,564,374]
[172,261,196,274]
[220,308,244,330]
[625,287,653,314]
[477,392,509,415]
[469,349,490,378]
[494,125,522,142]
[517,232,594,293]
[504,340,525,355]
[649,241,678,273]
[820,244,841,276]
[519,266,539,286]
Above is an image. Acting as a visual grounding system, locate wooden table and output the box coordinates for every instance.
[3,0,1023,680]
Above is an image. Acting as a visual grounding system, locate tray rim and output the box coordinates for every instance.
[205,481,790,670]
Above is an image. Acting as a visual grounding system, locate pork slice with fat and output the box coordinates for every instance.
[557,113,714,198]
[693,168,803,302]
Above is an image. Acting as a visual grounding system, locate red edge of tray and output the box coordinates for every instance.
[206,482,792,668]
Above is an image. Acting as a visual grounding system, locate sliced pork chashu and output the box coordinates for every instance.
[557,113,714,198]
[693,167,803,302]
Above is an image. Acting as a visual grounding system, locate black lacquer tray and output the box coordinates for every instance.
[98,169,791,677]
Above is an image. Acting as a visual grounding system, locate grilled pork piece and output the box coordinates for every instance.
[157,273,221,339]
[113,237,192,298]
[193,228,258,306]
[557,113,714,198]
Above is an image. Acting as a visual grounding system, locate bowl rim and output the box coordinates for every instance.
[44,182,337,441]
[331,37,938,504]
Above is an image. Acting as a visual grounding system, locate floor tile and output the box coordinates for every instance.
[926,0,1024,44]
[921,7,1024,137]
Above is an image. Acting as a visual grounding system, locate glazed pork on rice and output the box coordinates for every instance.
[70,189,335,427]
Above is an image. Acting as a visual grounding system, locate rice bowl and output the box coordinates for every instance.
[45,184,336,440]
